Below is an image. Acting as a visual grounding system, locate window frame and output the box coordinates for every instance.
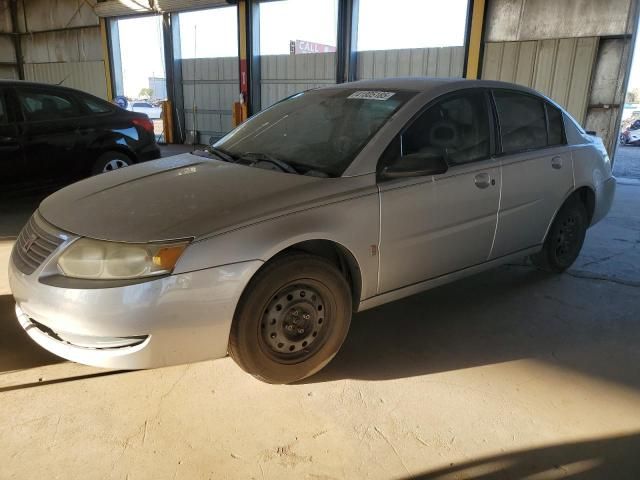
[544,101,567,147]
[15,86,86,124]
[490,88,567,156]
[376,88,497,179]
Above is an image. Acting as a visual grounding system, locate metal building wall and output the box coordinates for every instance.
[356,46,465,80]
[14,0,108,98]
[482,38,598,124]
[259,46,465,110]
[182,57,239,144]
[0,0,18,79]
[483,0,638,154]
[260,53,336,109]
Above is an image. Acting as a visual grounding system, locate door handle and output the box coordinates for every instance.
[474,172,492,189]
[0,136,16,143]
[551,156,563,169]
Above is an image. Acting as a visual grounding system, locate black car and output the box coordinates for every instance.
[0,80,160,190]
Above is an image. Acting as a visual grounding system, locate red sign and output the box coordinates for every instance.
[290,40,337,55]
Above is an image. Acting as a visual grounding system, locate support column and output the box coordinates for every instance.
[336,0,359,83]
[162,13,185,143]
[9,0,24,80]
[464,0,487,79]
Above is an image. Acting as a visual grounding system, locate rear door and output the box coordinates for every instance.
[489,89,574,258]
[0,87,25,186]
[377,90,502,293]
[16,86,85,184]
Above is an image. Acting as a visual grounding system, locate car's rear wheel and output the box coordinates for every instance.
[531,197,588,273]
[229,253,352,384]
[92,151,132,175]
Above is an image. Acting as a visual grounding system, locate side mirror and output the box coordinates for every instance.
[381,153,449,179]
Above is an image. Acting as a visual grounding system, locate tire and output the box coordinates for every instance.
[229,253,352,384]
[531,197,588,273]
[91,151,132,175]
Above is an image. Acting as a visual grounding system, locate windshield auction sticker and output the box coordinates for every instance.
[347,91,396,101]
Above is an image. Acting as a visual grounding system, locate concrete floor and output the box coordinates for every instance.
[614,145,640,180]
[1,181,640,479]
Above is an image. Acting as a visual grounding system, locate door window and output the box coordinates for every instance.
[493,90,547,153]
[402,91,490,166]
[546,102,565,146]
[17,89,81,122]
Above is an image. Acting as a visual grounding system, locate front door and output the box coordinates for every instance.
[377,90,501,294]
[0,87,25,187]
[15,86,84,186]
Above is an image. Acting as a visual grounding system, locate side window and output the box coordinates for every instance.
[546,103,565,146]
[402,92,490,166]
[79,93,113,114]
[18,89,81,122]
[493,90,547,153]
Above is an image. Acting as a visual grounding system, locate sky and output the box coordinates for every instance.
[115,0,469,99]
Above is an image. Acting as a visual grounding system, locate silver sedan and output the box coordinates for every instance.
[9,78,616,383]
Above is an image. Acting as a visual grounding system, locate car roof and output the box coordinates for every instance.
[328,77,541,95]
[0,79,94,95]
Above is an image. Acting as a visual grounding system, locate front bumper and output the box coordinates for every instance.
[9,255,262,369]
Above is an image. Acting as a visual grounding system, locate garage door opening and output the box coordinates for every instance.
[615,27,640,181]
[109,15,167,141]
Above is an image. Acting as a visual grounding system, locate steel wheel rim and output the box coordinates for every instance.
[103,159,128,172]
[555,215,579,263]
[259,281,330,363]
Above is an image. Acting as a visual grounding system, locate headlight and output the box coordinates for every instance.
[57,238,189,280]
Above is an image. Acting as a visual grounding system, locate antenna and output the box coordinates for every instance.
[56,73,71,86]
[192,24,198,145]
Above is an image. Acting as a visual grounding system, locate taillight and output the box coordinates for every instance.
[132,116,154,134]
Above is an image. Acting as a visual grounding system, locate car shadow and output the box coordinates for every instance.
[303,264,640,390]
[405,431,640,479]
[0,294,64,373]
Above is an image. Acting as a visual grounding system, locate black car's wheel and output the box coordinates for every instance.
[92,151,132,175]
[531,197,588,273]
[229,253,352,384]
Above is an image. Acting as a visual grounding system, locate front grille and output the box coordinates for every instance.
[11,213,65,275]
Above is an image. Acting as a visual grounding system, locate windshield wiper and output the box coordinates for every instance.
[238,152,300,174]
[206,146,237,163]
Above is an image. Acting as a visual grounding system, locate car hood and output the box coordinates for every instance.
[39,153,371,243]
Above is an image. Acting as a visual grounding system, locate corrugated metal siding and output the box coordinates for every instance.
[21,27,103,63]
[0,65,18,80]
[260,53,336,109]
[0,36,16,63]
[482,37,598,124]
[356,46,465,80]
[181,56,239,144]
[23,61,108,98]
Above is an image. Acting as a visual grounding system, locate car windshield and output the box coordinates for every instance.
[212,88,416,177]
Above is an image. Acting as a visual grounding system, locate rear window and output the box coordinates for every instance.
[493,90,547,153]
[79,93,113,114]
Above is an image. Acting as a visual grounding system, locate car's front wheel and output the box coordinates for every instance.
[229,253,352,384]
[531,197,588,273]
[92,151,132,175]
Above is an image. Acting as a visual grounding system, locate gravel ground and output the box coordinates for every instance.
[614,145,640,179]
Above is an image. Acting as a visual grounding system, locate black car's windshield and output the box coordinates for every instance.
[213,88,416,177]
